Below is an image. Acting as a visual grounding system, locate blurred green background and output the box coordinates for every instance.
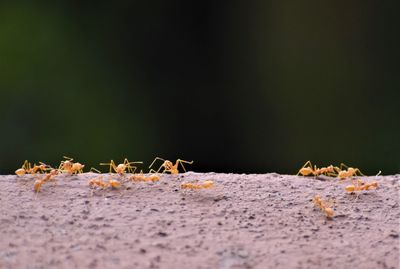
[0,1,399,174]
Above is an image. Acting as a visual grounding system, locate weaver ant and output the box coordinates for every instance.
[149,157,193,174]
[129,172,160,183]
[297,161,338,177]
[345,179,378,193]
[181,180,214,190]
[313,195,334,218]
[100,158,142,176]
[58,156,85,174]
[15,160,50,176]
[337,163,365,179]
[33,169,59,192]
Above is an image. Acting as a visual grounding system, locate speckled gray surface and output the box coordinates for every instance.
[0,173,399,269]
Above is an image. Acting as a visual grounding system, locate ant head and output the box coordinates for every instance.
[163,161,173,169]
[116,164,126,173]
[63,161,73,168]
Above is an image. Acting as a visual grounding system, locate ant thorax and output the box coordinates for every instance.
[62,161,73,170]
[116,164,126,173]
[163,161,174,170]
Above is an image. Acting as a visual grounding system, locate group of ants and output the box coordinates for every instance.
[297,161,380,219]
[14,158,379,219]
[14,157,214,195]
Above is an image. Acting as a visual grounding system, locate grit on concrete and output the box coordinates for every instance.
[0,173,399,269]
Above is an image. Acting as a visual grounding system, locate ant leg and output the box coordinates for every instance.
[149,157,166,169]
[353,191,361,202]
[304,160,313,169]
[90,188,95,197]
[27,161,32,171]
[177,159,194,165]
[355,168,365,177]
[127,162,143,174]
[150,164,165,174]
[110,160,117,174]
[130,166,138,174]
[326,172,337,177]
[333,166,341,174]
[123,158,134,174]
[58,161,64,171]
[39,162,51,173]
[22,160,31,171]
[99,161,112,174]
[90,167,102,173]
[340,163,350,171]
[22,160,28,170]
[179,163,187,173]
[177,159,194,173]
[125,164,133,174]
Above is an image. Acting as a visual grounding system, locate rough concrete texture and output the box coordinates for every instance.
[0,172,399,269]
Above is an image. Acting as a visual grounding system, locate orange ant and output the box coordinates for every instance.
[100,159,142,176]
[129,172,160,183]
[313,195,334,218]
[88,176,121,196]
[15,160,50,176]
[149,157,193,174]
[181,180,214,190]
[33,169,59,192]
[58,156,85,174]
[297,161,338,177]
[345,179,378,193]
[337,163,365,179]
[88,177,121,189]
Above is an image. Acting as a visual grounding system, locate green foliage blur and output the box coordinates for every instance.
[0,1,399,174]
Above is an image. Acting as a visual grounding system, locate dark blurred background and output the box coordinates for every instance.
[0,1,399,174]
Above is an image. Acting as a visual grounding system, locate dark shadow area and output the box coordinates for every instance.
[0,1,399,174]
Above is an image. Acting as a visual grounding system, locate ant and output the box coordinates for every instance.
[100,159,142,176]
[313,195,334,218]
[15,160,50,176]
[149,157,193,174]
[88,176,121,196]
[336,163,365,179]
[129,172,160,183]
[58,156,85,174]
[297,161,338,177]
[88,176,121,189]
[345,179,378,193]
[34,169,59,192]
[181,180,214,190]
